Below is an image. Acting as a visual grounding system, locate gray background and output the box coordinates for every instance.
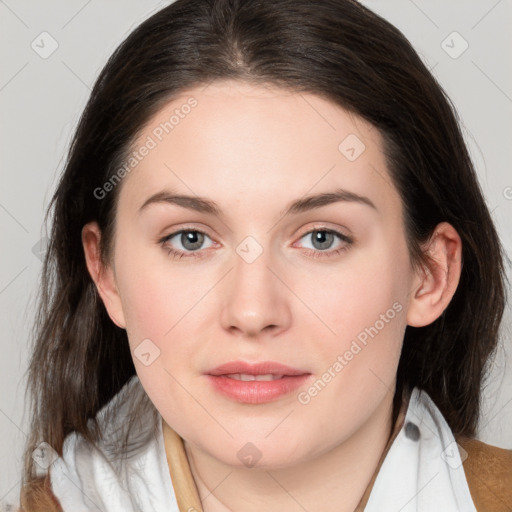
[1,0,511,503]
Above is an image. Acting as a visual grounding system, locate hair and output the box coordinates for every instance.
[20,0,507,509]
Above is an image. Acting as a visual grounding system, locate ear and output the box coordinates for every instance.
[406,222,462,327]
[82,222,126,329]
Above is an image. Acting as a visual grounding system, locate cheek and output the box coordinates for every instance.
[114,243,222,395]
[114,248,206,413]
[118,273,171,346]
[297,235,409,357]
[290,241,409,440]
[297,247,409,433]
[113,238,197,350]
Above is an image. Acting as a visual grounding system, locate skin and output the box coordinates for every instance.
[82,80,462,512]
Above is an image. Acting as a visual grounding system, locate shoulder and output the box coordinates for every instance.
[19,475,63,512]
[456,435,512,512]
[20,376,159,512]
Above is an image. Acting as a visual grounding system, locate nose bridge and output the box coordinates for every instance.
[220,234,290,336]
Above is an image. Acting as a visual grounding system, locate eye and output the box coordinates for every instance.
[296,228,353,258]
[159,229,215,259]
[159,227,353,261]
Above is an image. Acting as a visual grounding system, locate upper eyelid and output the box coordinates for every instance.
[160,225,211,240]
[300,225,351,237]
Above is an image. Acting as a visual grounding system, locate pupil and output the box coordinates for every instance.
[182,231,203,250]
[313,230,333,250]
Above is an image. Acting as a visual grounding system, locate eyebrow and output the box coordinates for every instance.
[138,187,377,217]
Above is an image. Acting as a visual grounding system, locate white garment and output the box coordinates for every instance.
[47,376,477,511]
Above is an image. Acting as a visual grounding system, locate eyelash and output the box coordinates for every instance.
[159,227,353,261]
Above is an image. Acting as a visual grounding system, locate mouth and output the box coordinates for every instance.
[205,361,312,404]
[223,373,286,381]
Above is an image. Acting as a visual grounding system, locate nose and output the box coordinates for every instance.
[220,244,292,339]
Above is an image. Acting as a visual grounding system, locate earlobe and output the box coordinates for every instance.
[81,222,126,329]
[406,222,462,327]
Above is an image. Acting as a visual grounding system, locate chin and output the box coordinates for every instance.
[202,434,312,470]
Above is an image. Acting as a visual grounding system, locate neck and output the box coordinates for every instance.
[181,390,398,512]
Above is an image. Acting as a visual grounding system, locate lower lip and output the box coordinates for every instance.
[205,374,311,404]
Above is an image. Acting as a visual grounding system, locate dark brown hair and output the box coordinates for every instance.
[21,0,507,507]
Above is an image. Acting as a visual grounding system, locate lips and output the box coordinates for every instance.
[205,361,311,404]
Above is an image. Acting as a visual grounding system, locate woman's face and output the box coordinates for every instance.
[99,80,419,468]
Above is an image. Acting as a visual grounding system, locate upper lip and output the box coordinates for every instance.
[207,361,309,376]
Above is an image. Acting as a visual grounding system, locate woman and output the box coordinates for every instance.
[17,0,512,510]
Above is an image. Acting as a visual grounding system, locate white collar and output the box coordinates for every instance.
[363,387,476,511]
[49,376,177,512]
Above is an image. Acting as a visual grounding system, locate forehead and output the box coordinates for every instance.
[119,80,401,219]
